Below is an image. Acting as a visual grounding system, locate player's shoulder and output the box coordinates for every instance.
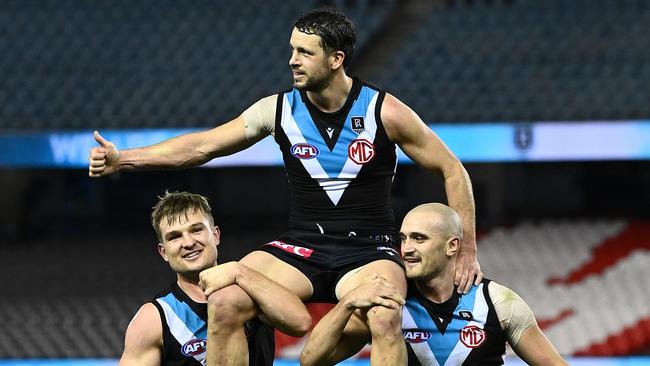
[133,302,163,327]
[486,279,511,293]
[125,302,163,344]
[377,91,423,141]
[379,90,417,118]
[487,280,526,306]
[252,94,280,111]
[245,93,279,109]
[258,93,280,103]
[358,78,386,93]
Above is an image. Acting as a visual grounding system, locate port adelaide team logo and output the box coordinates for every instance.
[181,338,207,357]
[349,114,374,164]
[403,328,432,343]
[351,116,365,134]
[291,143,319,159]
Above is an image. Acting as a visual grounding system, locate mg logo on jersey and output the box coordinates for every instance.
[403,329,432,343]
[266,240,314,258]
[181,338,207,357]
[291,143,319,159]
[348,139,375,164]
[459,325,486,348]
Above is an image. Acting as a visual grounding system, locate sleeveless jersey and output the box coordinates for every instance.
[402,279,507,366]
[274,77,398,234]
[150,283,275,366]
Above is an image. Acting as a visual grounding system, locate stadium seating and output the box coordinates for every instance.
[375,0,650,122]
[478,219,650,356]
[0,235,169,357]
[1,1,648,130]
[0,0,398,131]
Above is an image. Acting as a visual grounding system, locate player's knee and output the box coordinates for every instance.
[366,305,402,340]
[207,285,254,328]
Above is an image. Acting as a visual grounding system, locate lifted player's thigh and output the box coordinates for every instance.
[336,259,407,300]
[240,250,313,300]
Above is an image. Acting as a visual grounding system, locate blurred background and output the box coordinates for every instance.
[0,0,649,364]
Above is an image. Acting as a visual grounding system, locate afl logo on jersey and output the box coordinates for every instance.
[403,329,432,343]
[348,139,375,164]
[181,338,207,357]
[459,325,486,348]
[291,143,320,159]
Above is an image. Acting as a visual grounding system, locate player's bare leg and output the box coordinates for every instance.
[336,260,407,365]
[206,250,313,366]
[207,285,255,366]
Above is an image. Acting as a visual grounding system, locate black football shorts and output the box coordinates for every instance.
[258,229,405,302]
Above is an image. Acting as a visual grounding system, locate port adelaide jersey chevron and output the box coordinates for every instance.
[151,283,274,366]
[274,77,398,233]
[402,279,507,366]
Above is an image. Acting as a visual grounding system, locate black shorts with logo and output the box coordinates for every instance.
[258,229,405,303]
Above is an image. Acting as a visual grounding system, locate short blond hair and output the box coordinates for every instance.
[151,191,214,242]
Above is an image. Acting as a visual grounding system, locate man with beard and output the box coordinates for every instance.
[90,8,480,365]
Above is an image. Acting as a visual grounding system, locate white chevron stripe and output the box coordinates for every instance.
[280,93,379,205]
[444,284,497,365]
[403,306,441,366]
[156,299,207,365]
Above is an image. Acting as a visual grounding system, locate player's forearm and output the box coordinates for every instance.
[118,131,214,171]
[513,325,569,366]
[443,162,477,252]
[300,301,356,366]
[234,264,311,336]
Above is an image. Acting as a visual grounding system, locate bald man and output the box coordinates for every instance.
[300,203,568,366]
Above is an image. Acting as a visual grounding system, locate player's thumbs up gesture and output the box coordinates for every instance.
[88,131,120,177]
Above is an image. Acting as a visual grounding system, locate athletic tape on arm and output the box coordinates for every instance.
[488,281,537,347]
[242,94,278,141]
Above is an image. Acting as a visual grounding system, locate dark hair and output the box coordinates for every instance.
[294,7,356,69]
[151,191,214,242]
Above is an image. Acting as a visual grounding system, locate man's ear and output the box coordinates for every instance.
[158,243,169,262]
[447,236,460,257]
[330,50,346,71]
[213,225,221,246]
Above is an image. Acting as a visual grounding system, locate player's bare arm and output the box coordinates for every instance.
[199,261,311,336]
[88,95,276,177]
[119,303,163,366]
[300,275,405,366]
[490,282,568,366]
[513,325,569,366]
[381,93,481,293]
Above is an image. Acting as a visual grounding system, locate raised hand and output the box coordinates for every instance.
[454,246,483,294]
[88,131,120,177]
